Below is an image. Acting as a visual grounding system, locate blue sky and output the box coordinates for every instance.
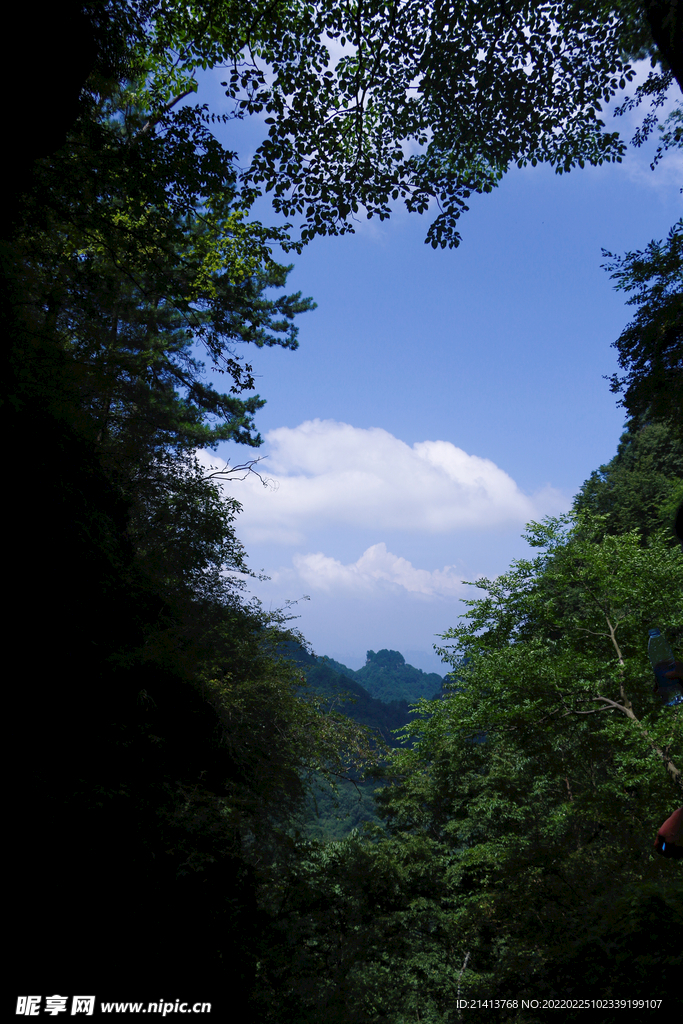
[195,69,682,673]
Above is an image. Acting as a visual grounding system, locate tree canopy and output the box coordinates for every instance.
[602,219,683,438]
[377,513,683,1009]
[574,418,683,540]
[133,0,681,249]
[263,514,682,1019]
[22,1,674,262]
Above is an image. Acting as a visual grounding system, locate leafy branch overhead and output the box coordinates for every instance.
[135,1,681,249]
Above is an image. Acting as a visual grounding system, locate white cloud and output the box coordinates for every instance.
[205,419,568,544]
[292,543,467,597]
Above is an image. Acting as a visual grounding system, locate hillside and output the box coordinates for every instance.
[283,643,446,741]
[279,645,447,840]
[355,648,445,703]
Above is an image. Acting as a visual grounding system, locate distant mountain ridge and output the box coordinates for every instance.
[353,648,445,704]
[282,644,446,746]
[317,649,446,704]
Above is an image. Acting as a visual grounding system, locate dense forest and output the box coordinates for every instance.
[5,2,681,1021]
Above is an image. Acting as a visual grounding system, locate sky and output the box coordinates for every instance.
[193,66,682,673]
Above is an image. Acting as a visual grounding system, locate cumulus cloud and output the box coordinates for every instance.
[205,419,567,544]
[292,543,467,597]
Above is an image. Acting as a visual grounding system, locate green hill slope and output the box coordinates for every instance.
[279,645,446,839]
[355,648,445,704]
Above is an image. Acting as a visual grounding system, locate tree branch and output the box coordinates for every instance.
[590,695,682,792]
[202,455,274,488]
[136,87,197,140]
[643,0,683,95]
[605,614,633,708]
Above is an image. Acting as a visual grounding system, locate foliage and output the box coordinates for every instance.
[282,648,424,840]
[3,12,371,1009]
[573,418,683,541]
[602,219,683,438]
[304,658,418,746]
[213,508,683,1021]
[6,1,683,1015]
[82,0,679,251]
[8,76,314,454]
[371,513,683,1008]
[253,828,468,1024]
[296,777,383,842]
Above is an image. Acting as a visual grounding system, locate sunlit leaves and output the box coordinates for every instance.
[370,510,683,1002]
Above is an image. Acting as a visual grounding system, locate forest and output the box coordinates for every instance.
[4,2,681,1021]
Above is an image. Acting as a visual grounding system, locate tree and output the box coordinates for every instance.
[8,73,314,442]
[602,219,683,439]
[641,0,683,87]
[373,513,683,1009]
[95,1,680,251]
[4,29,372,1011]
[573,418,683,541]
[251,828,445,1024]
[4,67,316,630]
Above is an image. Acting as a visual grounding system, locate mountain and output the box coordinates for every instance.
[283,644,446,739]
[354,648,446,704]
[282,643,421,746]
